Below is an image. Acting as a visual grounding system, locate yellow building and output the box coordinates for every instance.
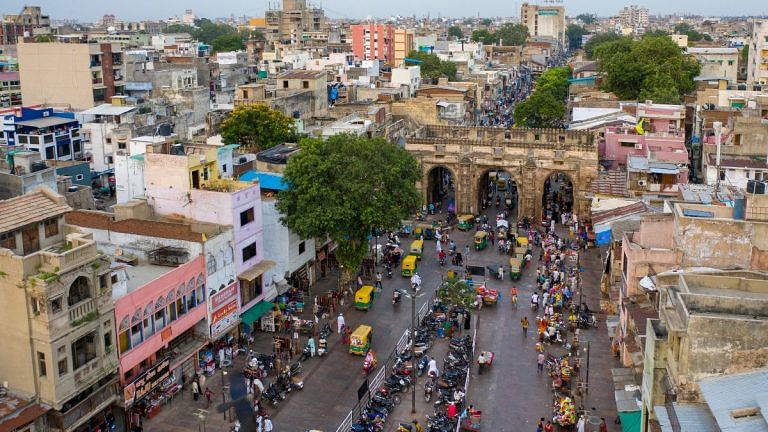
[394,28,415,67]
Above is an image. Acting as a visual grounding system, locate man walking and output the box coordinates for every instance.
[192,379,200,401]
[337,313,346,334]
[537,352,545,374]
[521,316,529,337]
[375,272,383,290]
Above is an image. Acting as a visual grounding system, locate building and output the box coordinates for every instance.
[701,115,768,189]
[0,71,21,108]
[642,270,768,432]
[1,6,51,46]
[0,149,57,200]
[393,28,415,67]
[17,40,126,110]
[390,65,421,97]
[78,97,138,174]
[520,3,566,46]
[687,47,740,83]
[0,187,119,432]
[746,20,768,85]
[618,5,649,34]
[1,107,83,161]
[265,0,327,53]
[351,23,395,63]
[0,387,50,431]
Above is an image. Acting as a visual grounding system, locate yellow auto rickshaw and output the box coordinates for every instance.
[515,251,527,268]
[509,257,522,280]
[349,325,373,355]
[402,255,417,276]
[415,223,435,240]
[457,215,475,231]
[497,178,508,191]
[517,236,529,249]
[355,285,375,311]
[409,239,424,259]
[474,231,488,250]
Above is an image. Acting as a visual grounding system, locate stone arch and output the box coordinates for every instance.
[424,164,457,209]
[473,166,523,216]
[539,169,576,220]
[67,276,91,306]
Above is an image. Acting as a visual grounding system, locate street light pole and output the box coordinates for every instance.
[585,341,591,395]
[411,284,417,414]
[221,370,228,420]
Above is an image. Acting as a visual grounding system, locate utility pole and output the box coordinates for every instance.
[411,283,417,414]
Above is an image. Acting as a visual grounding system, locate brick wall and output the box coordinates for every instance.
[65,210,204,242]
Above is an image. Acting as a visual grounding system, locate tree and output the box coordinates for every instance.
[220,105,297,152]
[471,29,496,45]
[535,66,571,101]
[212,33,244,52]
[406,50,457,81]
[514,91,566,128]
[576,13,596,25]
[643,29,669,38]
[448,26,464,40]
[583,32,624,59]
[495,23,529,46]
[481,18,493,27]
[277,134,420,289]
[673,23,712,42]
[742,45,749,64]
[566,24,588,49]
[595,35,700,101]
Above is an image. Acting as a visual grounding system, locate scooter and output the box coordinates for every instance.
[230,420,241,432]
[424,378,434,402]
[385,263,393,278]
[416,356,429,377]
[392,289,402,305]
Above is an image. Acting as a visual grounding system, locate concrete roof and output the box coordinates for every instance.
[699,369,768,432]
[0,187,70,234]
[122,262,176,294]
[687,47,739,55]
[15,116,77,129]
[80,103,136,116]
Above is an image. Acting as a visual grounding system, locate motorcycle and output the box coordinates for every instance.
[416,356,429,377]
[363,353,378,375]
[384,263,393,278]
[392,289,401,305]
[230,420,241,432]
[424,378,434,402]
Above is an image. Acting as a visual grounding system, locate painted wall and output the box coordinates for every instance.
[261,198,315,283]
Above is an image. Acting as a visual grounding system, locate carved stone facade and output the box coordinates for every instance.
[406,125,599,223]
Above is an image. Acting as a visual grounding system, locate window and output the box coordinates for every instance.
[620,141,637,148]
[44,218,59,237]
[37,352,47,377]
[207,254,217,275]
[118,142,126,150]
[51,297,62,314]
[67,276,91,306]
[728,60,734,65]
[31,298,40,315]
[106,138,112,144]
[71,332,98,370]
[303,80,309,89]
[720,170,726,181]
[299,241,306,255]
[283,80,289,88]
[0,231,16,249]
[58,357,68,376]
[100,273,109,290]
[242,242,257,261]
[75,174,84,181]
[240,208,255,226]
[104,331,112,351]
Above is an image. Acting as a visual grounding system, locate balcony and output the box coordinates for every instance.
[69,299,96,324]
[92,77,104,85]
[49,377,119,431]
[37,240,98,274]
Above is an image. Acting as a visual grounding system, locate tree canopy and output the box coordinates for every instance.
[471,29,496,45]
[448,26,464,40]
[166,18,264,52]
[481,18,493,27]
[406,50,457,82]
[496,23,529,46]
[594,36,700,103]
[576,13,596,25]
[673,23,712,42]
[277,134,420,280]
[514,66,570,128]
[583,32,626,59]
[566,24,588,49]
[220,105,297,152]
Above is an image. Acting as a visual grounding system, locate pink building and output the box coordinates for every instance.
[601,103,688,171]
[351,23,394,63]
[115,256,207,391]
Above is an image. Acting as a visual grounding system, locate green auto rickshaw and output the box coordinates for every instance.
[509,257,522,280]
[457,215,475,231]
[474,231,488,250]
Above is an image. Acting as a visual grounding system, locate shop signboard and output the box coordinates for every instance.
[538,9,559,15]
[211,283,238,310]
[124,357,171,406]
[211,300,239,337]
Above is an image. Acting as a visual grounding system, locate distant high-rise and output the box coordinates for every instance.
[618,5,649,33]
[747,20,768,86]
[0,6,51,45]
[265,0,327,53]
[182,9,196,25]
[520,3,566,45]
[351,24,394,63]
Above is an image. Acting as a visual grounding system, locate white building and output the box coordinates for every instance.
[619,5,649,33]
[390,65,421,97]
[78,100,139,173]
[747,20,768,85]
[113,135,165,203]
[687,47,740,83]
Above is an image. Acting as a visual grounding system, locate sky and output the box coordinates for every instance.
[3,0,766,23]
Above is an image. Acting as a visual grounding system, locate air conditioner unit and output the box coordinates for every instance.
[634,143,643,150]
[637,179,647,187]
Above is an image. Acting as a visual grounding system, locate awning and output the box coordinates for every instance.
[240,301,275,326]
[238,260,276,281]
[618,411,641,432]
[649,166,679,175]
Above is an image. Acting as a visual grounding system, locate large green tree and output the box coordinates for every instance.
[448,26,464,40]
[220,105,297,152]
[277,134,420,286]
[576,13,596,25]
[166,19,262,52]
[674,23,712,42]
[514,91,566,128]
[495,23,529,46]
[406,51,457,82]
[566,24,588,49]
[595,36,700,102]
[583,32,625,59]
[471,29,496,44]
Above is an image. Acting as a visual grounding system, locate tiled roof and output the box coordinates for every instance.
[0,187,70,234]
[591,170,628,196]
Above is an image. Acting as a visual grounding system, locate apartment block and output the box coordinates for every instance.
[520,3,566,45]
[393,28,415,67]
[0,187,119,432]
[747,20,768,85]
[351,24,395,63]
[0,6,51,46]
[618,5,649,33]
[265,0,327,54]
[17,40,126,110]
[687,47,739,83]
[1,107,83,161]
[0,71,21,108]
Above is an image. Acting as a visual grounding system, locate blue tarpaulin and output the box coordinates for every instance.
[595,223,611,246]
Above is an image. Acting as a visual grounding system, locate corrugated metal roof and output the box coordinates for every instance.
[699,369,768,432]
[654,403,717,432]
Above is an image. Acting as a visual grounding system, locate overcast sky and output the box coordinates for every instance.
[3,0,766,22]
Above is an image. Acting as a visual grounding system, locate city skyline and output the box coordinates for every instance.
[2,0,766,23]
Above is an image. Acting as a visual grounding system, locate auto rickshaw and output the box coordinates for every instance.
[497,178,507,191]
[354,285,375,311]
[457,215,475,231]
[349,325,373,355]
[517,236,529,249]
[509,257,522,280]
[515,252,526,269]
[409,239,424,259]
[474,231,488,250]
[402,255,417,276]
[415,223,435,240]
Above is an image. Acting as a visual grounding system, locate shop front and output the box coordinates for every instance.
[210,283,241,342]
[123,358,179,424]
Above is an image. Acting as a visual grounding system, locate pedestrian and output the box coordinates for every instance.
[357,274,363,289]
[537,352,545,374]
[545,421,554,432]
[457,312,465,333]
[192,379,200,401]
[337,313,345,334]
[464,245,470,258]
[375,272,382,290]
[464,310,471,330]
[204,387,213,408]
[521,316,529,337]
[263,415,274,432]
[576,415,586,432]
[490,231,495,246]
[600,418,608,432]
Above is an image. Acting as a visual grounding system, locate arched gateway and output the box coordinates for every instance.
[405,125,599,223]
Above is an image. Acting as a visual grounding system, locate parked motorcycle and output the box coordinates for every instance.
[416,356,429,377]
[424,378,434,402]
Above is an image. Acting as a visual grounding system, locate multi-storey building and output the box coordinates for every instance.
[0,6,51,46]
[351,23,395,63]
[0,71,21,108]
[0,187,119,432]
[17,40,126,110]
[1,107,84,161]
[393,28,415,67]
[265,0,327,53]
[618,5,649,33]
[747,20,768,85]
[687,47,740,83]
[520,3,566,46]
[78,97,137,174]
